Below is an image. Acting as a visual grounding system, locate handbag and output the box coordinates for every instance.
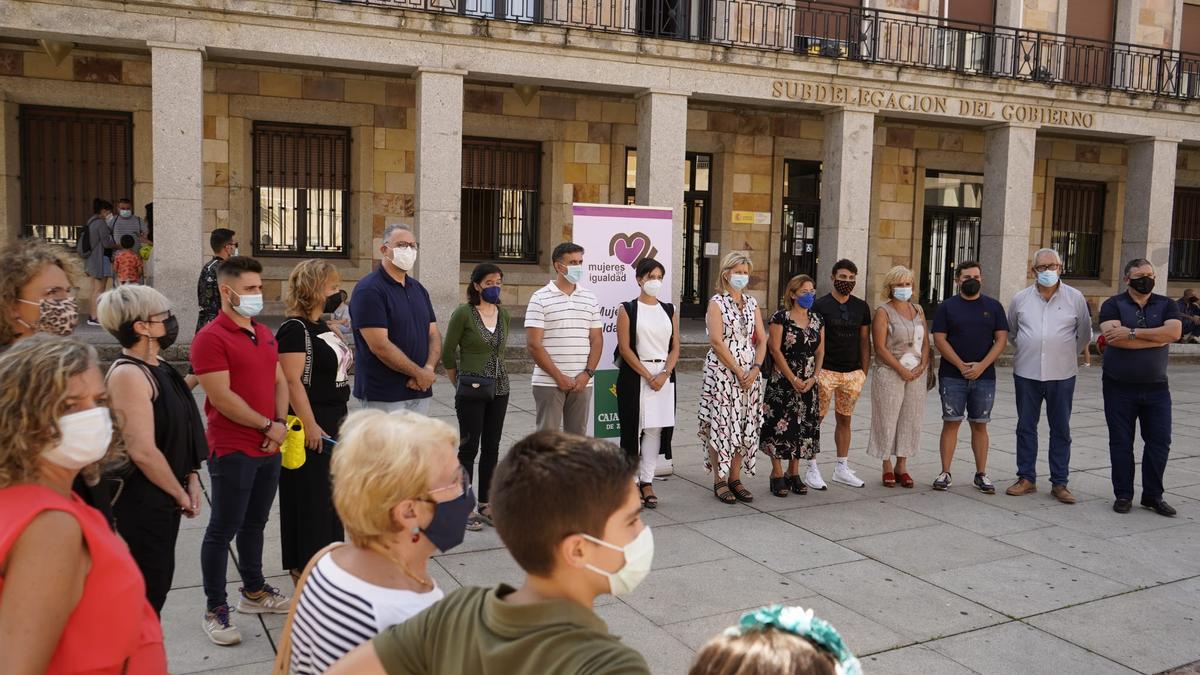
[455,308,502,401]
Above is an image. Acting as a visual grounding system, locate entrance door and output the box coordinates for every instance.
[779,160,821,301]
[920,171,983,311]
[681,152,712,316]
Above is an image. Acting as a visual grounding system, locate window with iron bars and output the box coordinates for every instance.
[252,122,350,258]
[1051,179,1105,279]
[1171,187,1200,280]
[461,138,540,263]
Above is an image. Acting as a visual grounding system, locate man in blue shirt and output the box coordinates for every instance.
[350,223,440,415]
[931,261,1009,494]
[1099,258,1182,516]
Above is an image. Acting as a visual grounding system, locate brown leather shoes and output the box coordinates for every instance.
[1005,478,1037,496]
[1051,485,1077,504]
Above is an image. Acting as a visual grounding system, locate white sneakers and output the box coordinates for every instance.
[654,456,674,477]
[805,463,828,491]
[203,605,242,646]
[832,462,866,488]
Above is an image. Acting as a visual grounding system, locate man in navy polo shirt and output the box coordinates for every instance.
[191,256,292,646]
[1099,258,1182,517]
[351,223,440,415]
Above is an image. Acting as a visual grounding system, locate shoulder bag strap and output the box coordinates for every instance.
[271,541,348,675]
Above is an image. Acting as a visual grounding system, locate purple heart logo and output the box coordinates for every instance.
[610,232,657,267]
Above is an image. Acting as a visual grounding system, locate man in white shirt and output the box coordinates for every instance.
[525,242,603,435]
[1005,248,1092,504]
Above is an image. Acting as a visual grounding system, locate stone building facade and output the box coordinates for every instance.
[3,0,1200,337]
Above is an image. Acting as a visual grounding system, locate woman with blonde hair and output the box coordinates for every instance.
[99,284,206,615]
[276,408,476,674]
[277,259,353,582]
[866,266,930,487]
[0,336,165,673]
[698,251,767,503]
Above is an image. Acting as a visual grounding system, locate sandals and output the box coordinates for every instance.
[713,481,738,504]
[898,473,915,489]
[728,479,754,503]
[787,474,808,495]
[466,503,493,531]
[770,476,790,498]
[883,471,896,488]
[639,482,659,509]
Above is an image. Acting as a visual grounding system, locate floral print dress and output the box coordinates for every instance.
[698,292,765,480]
[760,309,823,461]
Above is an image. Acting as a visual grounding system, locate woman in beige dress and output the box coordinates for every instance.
[866,266,930,488]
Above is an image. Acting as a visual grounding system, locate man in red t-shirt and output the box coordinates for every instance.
[190,256,291,646]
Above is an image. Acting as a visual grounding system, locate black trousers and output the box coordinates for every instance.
[112,472,182,615]
[456,393,509,503]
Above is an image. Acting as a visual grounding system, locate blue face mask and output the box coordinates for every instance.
[1037,270,1059,287]
[892,287,913,302]
[480,286,502,304]
[422,487,476,552]
[796,293,815,310]
[729,273,749,291]
[562,264,584,285]
[231,291,263,318]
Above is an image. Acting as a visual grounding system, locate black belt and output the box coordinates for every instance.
[641,358,666,363]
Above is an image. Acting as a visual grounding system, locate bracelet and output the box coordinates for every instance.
[258,418,273,434]
[750,363,761,370]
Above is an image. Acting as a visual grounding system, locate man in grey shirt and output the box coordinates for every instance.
[1005,248,1091,504]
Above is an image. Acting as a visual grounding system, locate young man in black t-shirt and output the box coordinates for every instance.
[810,259,872,490]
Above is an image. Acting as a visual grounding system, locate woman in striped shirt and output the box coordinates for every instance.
[279,408,476,674]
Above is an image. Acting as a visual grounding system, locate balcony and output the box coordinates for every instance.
[335,0,1200,99]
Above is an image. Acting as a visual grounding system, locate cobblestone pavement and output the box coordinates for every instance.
[166,366,1200,674]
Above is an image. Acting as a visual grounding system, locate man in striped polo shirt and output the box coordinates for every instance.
[525,242,603,435]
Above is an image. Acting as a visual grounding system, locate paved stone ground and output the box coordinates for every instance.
[165,366,1200,675]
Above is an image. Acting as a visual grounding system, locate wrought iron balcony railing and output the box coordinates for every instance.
[338,0,1200,99]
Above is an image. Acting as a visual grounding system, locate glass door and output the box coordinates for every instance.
[779,161,821,303]
[920,171,983,311]
[681,152,712,316]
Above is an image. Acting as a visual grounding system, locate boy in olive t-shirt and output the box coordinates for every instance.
[328,432,652,675]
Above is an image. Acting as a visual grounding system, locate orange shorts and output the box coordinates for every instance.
[817,369,867,418]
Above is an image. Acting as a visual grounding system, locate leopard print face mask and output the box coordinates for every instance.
[18,297,79,336]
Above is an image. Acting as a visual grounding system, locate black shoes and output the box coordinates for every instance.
[1141,498,1177,517]
[1113,498,1133,513]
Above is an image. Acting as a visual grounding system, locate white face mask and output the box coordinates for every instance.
[643,279,664,296]
[392,245,418,271]
[729,273,749,291]
[892,287,913,301]
[232,291,263,318]
[582,526,654,596]
[119,209,132,218]
[42,407,113,471]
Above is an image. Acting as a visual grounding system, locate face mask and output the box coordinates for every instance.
[158,315,180,350]
[42,407,113,471]
[1036,270,1060,287]
[392,246,418,271]
[961,278,982,297]
[105,214,115,225]
[422,487,476,552]
[833,279,856,296]
[643,279,664,296]
[892,287,913,302]
[19,297,79,336]
[323,290,346,315]
[480,286,502,304]
[582,526,654,596]
[796,293,815,310]
[231,291,263,318]
[112,314,178,350]
[561,264,584,285]
[1129,276,1155,295]
[119,209,132,218]
[230,246,240,258]
[729,273,749,291]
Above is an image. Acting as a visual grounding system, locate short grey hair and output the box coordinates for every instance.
[1031,248,1061,266]
[96,285,171,333]
[382,222,413,243]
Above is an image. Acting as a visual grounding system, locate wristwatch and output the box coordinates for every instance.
[258,418,273,434]
[584,368,595,377]
[1130,328,1137,340]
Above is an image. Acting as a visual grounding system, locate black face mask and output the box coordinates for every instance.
[422,487,476,552]
[1129,276,1155,295]
[112,314,179,350]
[158,315,180,350]
[961,279,982,297]
[323,290,347,315]
[833,279,856,296]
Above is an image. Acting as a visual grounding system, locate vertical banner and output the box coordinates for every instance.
[571,203,674,438]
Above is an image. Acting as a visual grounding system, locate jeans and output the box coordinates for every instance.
[200,451,281,611]
[456,393,509,503]
[1014,375,1076,486]
[532,386,592,435]
[938,377,996,422]
[359,397,431,415]
[1102,378,1172,502]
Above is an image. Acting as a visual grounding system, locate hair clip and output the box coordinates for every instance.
[724,605,862,675]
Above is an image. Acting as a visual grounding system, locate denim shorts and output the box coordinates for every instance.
[939,376,996,423]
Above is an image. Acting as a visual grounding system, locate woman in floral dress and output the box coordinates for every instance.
[760,275,825,498]
[698,251,767,504]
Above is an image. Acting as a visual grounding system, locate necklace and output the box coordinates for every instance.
[368,543,433,589]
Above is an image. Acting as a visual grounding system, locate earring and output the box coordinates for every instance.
[411,526,420,544]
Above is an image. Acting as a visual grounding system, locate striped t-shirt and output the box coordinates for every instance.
[524,281,602,387]
[289,551,443,674]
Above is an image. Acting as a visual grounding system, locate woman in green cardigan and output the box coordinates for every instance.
[442,263,509,531]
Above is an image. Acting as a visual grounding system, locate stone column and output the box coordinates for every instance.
[1121,137,1178,286]
[818,109,873,295]
[635,90,689,301]
[982,123,1037,305]
[414,68,465,327]
[149,43,205,341]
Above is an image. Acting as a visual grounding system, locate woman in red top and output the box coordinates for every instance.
[0,335,165,674]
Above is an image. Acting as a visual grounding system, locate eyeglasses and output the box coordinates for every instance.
[390,242,419,250]
[144,310,174,324]
[424,465,470,503]
[1033,264,1062,273]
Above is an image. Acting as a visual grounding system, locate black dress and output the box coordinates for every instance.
[276,318,352,572]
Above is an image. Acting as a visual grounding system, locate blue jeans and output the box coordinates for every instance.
[1102,378,1172,502]
[938,377,996,423]
[1014,375,1075,486]
[358,397,431,416]
[200,451,281,611]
